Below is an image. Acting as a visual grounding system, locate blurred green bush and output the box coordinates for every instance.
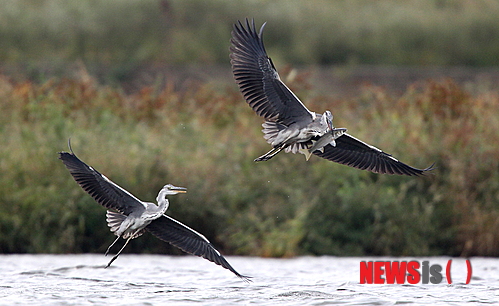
[1,0,499,71]
[0,68,498,257]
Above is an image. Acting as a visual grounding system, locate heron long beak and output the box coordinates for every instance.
[327,119,333,131]
[172,186,187,193]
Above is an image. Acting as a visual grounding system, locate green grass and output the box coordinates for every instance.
[1,0,499,74]
[0,70,498,257]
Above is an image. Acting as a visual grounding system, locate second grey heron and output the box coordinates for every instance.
[230,19,433,176]
[58,144,249,281]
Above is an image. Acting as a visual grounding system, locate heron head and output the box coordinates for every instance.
[322,110,333,131]
[162,184,187,195]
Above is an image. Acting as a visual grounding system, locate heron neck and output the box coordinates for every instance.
[156,190,170,214]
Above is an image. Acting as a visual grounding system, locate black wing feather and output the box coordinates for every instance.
[146,215,249,280]
[230,19,312,126]
[58,151,145,215]
[314,133,433,176]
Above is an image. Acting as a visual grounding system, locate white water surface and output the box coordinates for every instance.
[1,255,497,305]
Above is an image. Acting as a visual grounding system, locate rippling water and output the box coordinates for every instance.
[1,255,497,305]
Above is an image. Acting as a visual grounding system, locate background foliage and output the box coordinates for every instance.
[1,0,499,71]
[1,70,498,256]
[1,0,498,257]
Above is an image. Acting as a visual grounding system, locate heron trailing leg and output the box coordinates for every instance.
[105,235,121,256]
[105,236,132,268]
[254,146,284,162]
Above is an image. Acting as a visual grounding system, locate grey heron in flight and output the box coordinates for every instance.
[230,19,433,176]
[58,144,249,281]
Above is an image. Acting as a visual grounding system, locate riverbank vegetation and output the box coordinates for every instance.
[0,69,498,257]
[1,0,498,257]
[2,0,499,76]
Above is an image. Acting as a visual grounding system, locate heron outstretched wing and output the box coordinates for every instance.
[146,215,249,280]
[59,151,145,215]
[313,133,434,176]
[230,19,313,126]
